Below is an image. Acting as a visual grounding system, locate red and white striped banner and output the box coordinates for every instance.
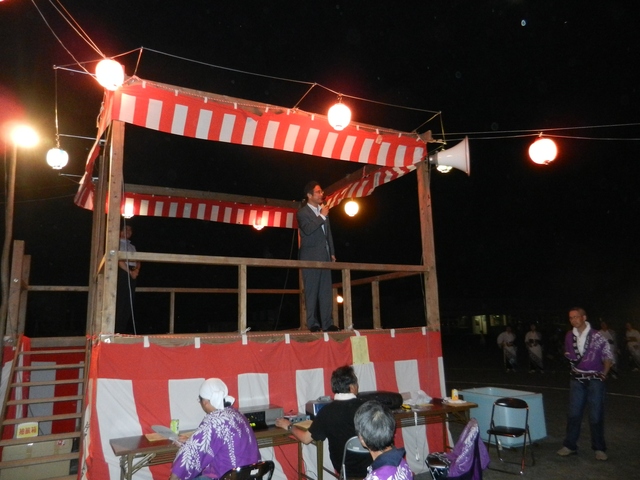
[324,165,416,209]
[80,329,445,480]
[111,77,425,167]
[74,77,426,226]
[121,192,298,229]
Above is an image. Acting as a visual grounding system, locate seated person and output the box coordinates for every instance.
[354,400,413,480]
[170,378,260,480]
[275,365,370,477]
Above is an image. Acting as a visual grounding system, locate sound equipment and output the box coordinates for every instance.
[357,391,404,410]
[428,136,470,175]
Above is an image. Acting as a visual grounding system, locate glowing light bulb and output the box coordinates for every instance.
[529,138,557,165]
[328,102,351,131]
[344,200,359,217]
[96,59,125,91]
[46,148,69,169]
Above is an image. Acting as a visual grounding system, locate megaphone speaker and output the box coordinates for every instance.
[428,136,470,175]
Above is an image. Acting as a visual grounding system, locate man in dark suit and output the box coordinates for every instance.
[297,181,338,332]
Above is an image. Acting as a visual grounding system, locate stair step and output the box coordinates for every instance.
[7,395,83,406]
[19,349,86,356]
[0,431,81,447]
[0,452,78,469]
[3,412,82,425]
[11,378,85,388]
[15,363,84,372]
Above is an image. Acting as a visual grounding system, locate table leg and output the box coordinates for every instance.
[316,440,323,480]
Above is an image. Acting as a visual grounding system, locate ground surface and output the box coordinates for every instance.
[414,335,640,479]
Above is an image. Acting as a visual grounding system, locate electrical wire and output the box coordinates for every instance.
[29,0,94,75]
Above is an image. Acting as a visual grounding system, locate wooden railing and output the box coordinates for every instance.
[9,245,429,336]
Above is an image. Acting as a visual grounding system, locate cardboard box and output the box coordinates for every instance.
[0,439,73,480]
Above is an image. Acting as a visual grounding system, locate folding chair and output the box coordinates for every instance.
[340,435,371,480]
[426,418,490,479]
[486,397,534,474]
[220,460,275,480]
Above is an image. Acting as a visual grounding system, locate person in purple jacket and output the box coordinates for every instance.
[557,307,613,461]
[354,400,413,480]
[170,378,260,480]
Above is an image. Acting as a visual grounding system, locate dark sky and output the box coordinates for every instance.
[1,1,640,334]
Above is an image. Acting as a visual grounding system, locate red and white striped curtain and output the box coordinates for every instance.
[74,77,426,227]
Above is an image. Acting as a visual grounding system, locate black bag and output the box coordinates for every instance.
[357,391,404,410]
[426,452,451,479]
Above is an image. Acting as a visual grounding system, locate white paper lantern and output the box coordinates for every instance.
[344,200,359,217]
[328,102,351,131]
[46,148,69,170]
[529,138,557,165]
[96,59,125,91]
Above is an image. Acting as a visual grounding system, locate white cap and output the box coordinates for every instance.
[199,378,235,410]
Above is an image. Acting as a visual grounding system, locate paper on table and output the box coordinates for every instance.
[443,398,467,405]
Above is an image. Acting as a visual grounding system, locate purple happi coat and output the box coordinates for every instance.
[171,407,260,480]
[564,324,613,373]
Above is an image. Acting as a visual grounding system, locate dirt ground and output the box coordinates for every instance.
[415,334,640,479]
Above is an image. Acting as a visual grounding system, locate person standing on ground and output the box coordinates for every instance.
[557,307,613,461]
[525,323,544,373]
[297,180,338,332]
[115,224,140,333]
[599,321,618,378]
[624,322,640,371]
[497,326,517,372]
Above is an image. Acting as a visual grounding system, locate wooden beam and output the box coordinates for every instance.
[101,121,126,334]
[372,280,381,329]
[17,254,30,336]
[238,264,247,333]
[87,146,109,335]
[416,161,441,331]
[7,240,25,337]
[341,268,353,330]
[118,251,427,273]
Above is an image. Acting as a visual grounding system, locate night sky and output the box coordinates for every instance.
[1,1,639,335]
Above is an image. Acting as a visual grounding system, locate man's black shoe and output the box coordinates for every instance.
[309,326,322,332]
[324,325,340,332]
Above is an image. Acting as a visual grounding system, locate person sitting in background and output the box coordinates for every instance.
[275,365,370,477]
[354,400,413,480]
[170,378,260,480]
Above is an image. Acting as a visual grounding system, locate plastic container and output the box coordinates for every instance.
[459,387,547,446]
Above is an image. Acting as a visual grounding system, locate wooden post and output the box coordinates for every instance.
[87,145,109,336]
[6,240,25,337]
[416,161,441,331]
[238,264,247,333]
[297,230,306,329]
[169,291,175,334]
[341,268,353,330]
[371,280,381,329]
[16,254,30,336]
[100,121,126,334]
[332,287,339,328]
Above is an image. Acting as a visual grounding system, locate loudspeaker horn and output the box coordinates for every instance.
[428,136,470,175]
